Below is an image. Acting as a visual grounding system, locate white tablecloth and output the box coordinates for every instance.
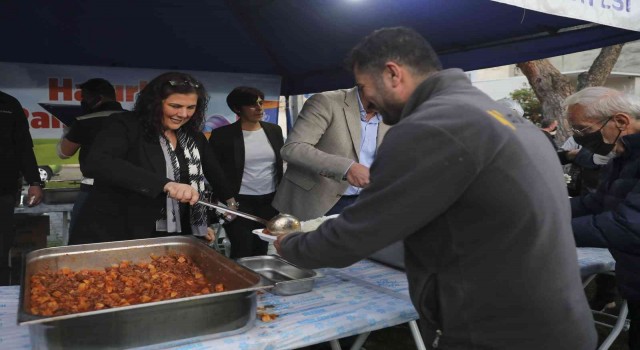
[0,259,418,349]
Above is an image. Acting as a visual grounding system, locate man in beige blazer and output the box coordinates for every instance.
[272,86,390,220]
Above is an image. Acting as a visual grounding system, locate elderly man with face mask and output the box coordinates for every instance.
[567,86,640,350]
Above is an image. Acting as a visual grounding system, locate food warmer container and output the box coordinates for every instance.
[42,187,80,204]
[236,255,320,296]
[18,236,269,349]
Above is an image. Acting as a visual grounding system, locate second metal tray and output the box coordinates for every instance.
[237,255,320,296]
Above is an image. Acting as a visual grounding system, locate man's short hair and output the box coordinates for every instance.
[564,86,640,121]
[540,119,557,129]
[226,86,265,113]
[347,26,442,76]
[78,78,116,100]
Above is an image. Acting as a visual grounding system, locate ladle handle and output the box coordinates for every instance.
[196,200,269,225]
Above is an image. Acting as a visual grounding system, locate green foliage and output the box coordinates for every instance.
[509,86,542,122]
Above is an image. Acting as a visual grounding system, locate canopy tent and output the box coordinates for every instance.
[2,0,640,95]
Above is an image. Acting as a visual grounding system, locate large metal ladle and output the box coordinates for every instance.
[197,200,301,236]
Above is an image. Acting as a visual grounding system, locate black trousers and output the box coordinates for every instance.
[0,193,17,269]
[629,300,640,350]
[225,192,278,259]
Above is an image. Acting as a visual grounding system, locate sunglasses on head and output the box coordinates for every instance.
[167,80,201,88]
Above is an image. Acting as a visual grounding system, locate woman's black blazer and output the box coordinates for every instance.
[71,112,234,244]
[208,120,284,195]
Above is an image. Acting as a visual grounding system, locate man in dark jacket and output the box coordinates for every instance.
[276,27,596,349]
[56,78,125,233]
[568,86,640,349]
[0,90,43,284]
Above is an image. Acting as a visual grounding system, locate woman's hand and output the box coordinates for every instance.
[224,199,239,222]
[205,227,216,242]
[163,182,199,205]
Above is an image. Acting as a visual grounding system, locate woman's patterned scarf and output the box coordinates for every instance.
[157,130,207,236]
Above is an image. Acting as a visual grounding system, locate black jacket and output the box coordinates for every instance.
[572,133,640,300]
[64,100,125,175]
[0,91,40,194]
[71,112,234,244]
[208,120,284,195]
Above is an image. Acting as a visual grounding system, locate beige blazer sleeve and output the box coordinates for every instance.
[280,91,355,181]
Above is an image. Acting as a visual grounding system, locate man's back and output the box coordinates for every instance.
[0,91,39,192]
[390,70,595,348]
[65,101,124,174]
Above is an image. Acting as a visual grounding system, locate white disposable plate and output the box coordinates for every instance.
[252,229,277,242]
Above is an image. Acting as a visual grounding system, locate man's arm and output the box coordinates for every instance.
[281,93,355,181]
[57,137,80,159]
[278,124,477,268]
[11,97,42,205]
[573,179,640,253]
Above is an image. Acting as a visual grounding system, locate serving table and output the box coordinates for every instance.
[0,259,422,349]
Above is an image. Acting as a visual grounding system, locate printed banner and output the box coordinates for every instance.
[0,62,282,140]
[492,0,639,32]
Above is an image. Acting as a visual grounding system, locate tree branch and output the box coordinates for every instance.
[576,44,624,91]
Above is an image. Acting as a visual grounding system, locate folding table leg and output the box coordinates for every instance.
[409,320,427,350]
[329,339,342,350]
[349,332,371,350]
[597,300,629,350]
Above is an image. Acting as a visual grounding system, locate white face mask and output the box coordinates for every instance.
[592,151,617,165]
[549,130,557,136]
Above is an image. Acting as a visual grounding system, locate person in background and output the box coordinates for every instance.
[276,27,595,349]
[496,98,524,119]
[540,118,559,145]
[56,78,125,234]
[0,90,42,285]
[71,72,236,244]
[272,86,390,221]
[560,136,612,196]
[566,86,640,349]
[208,87,283,258]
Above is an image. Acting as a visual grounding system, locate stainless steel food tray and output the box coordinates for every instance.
[18,236,269,349]
[42,187,80,204]
[236,255,320,296]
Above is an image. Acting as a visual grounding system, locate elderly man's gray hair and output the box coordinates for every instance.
[564,86,640,120]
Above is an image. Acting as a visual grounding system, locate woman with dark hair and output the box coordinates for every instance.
[70,72,237,244]
[208,86,283,258]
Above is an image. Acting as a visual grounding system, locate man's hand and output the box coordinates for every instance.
[346,163,370,188]
[566,149,579,161]
[27,185,43,207]
[274,233,288,254]
[163,182,199,205]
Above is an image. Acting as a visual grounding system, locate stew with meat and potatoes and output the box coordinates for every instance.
[29,254,225,316]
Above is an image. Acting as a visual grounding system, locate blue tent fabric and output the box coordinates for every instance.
[1,0,639,95]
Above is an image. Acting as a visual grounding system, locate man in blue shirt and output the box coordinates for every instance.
[273,86,390,220]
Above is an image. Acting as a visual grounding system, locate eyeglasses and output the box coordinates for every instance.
[168,80,201,88]
[570,117,612,136]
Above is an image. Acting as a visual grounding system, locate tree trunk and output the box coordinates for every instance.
[517,44,625,144]
[517,60,574,142]
[576,44,624,91]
